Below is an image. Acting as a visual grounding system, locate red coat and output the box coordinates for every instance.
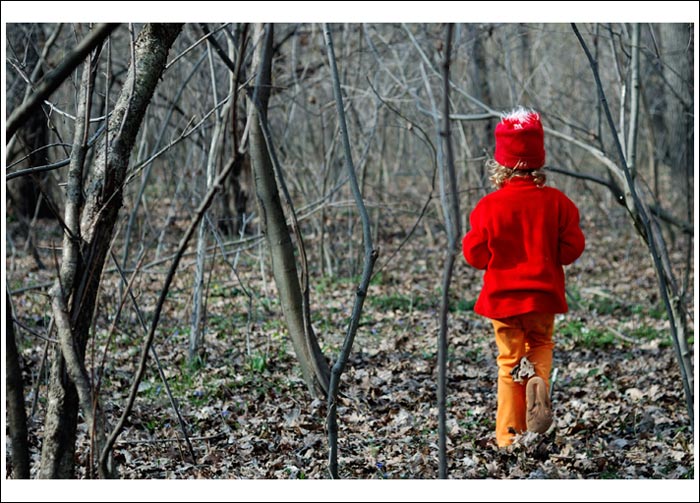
[462,177,585,319]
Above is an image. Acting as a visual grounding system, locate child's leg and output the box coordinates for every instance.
[491,316,527,447]
[522,313,555,388]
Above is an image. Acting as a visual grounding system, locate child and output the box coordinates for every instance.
[462,107,585,447]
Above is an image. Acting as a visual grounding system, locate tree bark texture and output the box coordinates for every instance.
[39,23,182,479]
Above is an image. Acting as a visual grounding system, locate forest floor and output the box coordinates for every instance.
[5,196,696,481]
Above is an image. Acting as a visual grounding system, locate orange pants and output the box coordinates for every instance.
[491,312,554,447]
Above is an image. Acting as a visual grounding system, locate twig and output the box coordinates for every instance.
[6,142,71,169]
[8,281,53,296]
[649,204,693,235]
[6,124,106,181]
[99,129,249,476]
[6,23,118,141]
[549,368,558,400]
[10,317,59,344]
[607,326,639,345]
[116,433,226,445]
[109,251,197,465]
[544,165,625,204]
[29,337,50,420]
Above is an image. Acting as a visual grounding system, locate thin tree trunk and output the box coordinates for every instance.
[189,42,232,361]
[468,24,493,187]
[40,40,99,480]
[221,24,252,237]
[323,23,379,480]
[626,23,640,177]
[47,47,111,479]
[247,23,330,398]
[437,24,460,479]
[6,293,31,479]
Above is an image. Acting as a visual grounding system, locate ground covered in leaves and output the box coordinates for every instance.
[6,190,696,481]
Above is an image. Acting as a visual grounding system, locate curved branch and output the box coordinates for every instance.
[323,22,379,480]
[543,165,625,204]
[6,124,106,181]
[100,151,245,474]
[572,22,694,426]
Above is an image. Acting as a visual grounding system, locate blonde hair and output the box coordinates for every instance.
[487,158,546,189]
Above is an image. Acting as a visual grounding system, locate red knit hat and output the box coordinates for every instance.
[494,107,545,169]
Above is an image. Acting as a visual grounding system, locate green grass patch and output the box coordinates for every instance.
[210,282,249,299]
[451,298,476,313]
[369,292,430,312]
[245,351,268,374]
[630,302,667,320]
[559,320,617,349]
[630,325,662,340]
[586,292,624,315]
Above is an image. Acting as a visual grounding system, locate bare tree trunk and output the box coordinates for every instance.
[659,23,692,187]
[247,23,329,398]
[39,343,80,478]
[189,42,233,361]
[468,24,493,186]
[572,23,694,427]
[626,23,640,177]
[323,23,379,479]
[425,24,461,479]
[220,24,253,237]
[46,47,107,479]
[39,23,182,479]
[6,293,31,479]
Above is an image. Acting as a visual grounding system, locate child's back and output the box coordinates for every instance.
[462,107,585,447]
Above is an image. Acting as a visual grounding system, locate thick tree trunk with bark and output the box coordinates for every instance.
[39,23,182,479]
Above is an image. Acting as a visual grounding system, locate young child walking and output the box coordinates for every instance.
[462,107,585,447]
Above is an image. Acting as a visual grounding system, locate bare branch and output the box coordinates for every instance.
[572,22,694,426]
[323,22,379,480]
[6,23,118,142]
[109,251,197,465]
[100,141,247,477]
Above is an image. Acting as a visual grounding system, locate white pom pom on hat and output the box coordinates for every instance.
[494,106,546,170]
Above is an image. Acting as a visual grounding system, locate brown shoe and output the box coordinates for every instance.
[526,376,552,433]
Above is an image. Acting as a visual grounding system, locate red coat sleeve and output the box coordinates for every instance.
[559,197,585,265]
[462,202,491,270]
